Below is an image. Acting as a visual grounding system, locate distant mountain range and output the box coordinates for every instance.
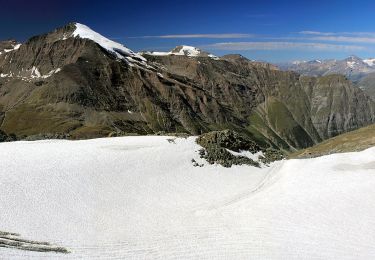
[0,23,374,151]
[278,56,375,98]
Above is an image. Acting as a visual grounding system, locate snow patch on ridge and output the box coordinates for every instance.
[0,43,22,55]
[0,67,61,80]
[347,61,356,69]
[31,66,41,78]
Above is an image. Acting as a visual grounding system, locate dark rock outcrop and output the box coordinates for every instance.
[196,129,260,153]
[0,129,16,142]
[0,230,69,254]
[196,130,261,167]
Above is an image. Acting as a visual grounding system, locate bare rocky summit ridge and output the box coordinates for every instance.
[0,23,374,151]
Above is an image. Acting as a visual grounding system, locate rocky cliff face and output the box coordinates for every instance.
[0,23,374,151]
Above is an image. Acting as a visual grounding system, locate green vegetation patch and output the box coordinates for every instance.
[291,123,375,158]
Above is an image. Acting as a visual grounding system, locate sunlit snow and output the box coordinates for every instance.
[72,23,146,62]
[0,136,374,259]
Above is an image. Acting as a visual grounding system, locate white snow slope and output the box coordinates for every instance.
[0,136,375,259]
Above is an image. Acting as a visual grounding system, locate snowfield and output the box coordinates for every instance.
[0,136,375,259]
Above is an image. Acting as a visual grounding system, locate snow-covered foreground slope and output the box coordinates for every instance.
[0,136,375,259]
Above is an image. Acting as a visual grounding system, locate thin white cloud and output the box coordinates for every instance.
[204,42,366,51]
[130,33,254,39]
[299,31,337,36]
[310,36,375,44]
[300,31,375,37]
[271,36,375,44]
[298,31,375,44]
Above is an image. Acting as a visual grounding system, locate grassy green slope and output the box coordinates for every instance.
[291,123,375,158]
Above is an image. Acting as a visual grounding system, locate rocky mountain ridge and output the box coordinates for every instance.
[0,23,374,151]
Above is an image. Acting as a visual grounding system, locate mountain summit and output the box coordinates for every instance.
[72,23,146,62]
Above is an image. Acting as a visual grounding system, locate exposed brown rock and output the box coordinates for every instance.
[0,23,374,151]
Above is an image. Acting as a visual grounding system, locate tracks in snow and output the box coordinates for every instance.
[195,161,286,215]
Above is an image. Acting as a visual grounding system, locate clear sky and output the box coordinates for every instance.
[1,0,375,62]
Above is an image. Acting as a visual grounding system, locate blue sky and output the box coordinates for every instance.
[1,0,375,62]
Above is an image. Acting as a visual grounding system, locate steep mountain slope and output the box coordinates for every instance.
[144,52,375,149]
[0,23,374,150]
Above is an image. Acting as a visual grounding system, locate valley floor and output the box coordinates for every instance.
[0,136,374,259]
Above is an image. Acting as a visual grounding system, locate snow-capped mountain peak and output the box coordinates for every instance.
[170,45,202,56]
[363,58,375,67]
[72,23,146,62]
[346,61,355,68]
[280,55,375,79]
[140,45,219,59]
[291,60,306,65]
